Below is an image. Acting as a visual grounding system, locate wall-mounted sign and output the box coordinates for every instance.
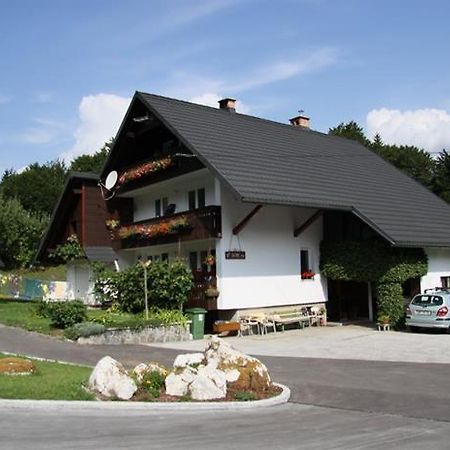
[225,250,246,260]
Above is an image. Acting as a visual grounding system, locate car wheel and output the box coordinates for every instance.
[409,326,420,333]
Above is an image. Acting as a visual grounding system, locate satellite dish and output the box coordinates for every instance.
[105,170,118,190]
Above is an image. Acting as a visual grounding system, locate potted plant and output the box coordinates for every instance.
[377,314,391,331]
[301,270,315,280]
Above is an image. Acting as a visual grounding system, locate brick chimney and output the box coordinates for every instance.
[218,98,236,112]
[289,114,310,129]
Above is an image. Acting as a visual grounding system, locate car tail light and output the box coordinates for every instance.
[437,306,449,317]
[406,306,411,316]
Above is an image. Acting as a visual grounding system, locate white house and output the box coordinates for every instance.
[99,92,450,323]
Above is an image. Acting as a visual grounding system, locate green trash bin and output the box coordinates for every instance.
[185,307,207,340]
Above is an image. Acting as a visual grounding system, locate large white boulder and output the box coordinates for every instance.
[89,356,137,400]
[173,353,204,369]
[204,336,271,392]
[165,366,197,397]
[190,364,227,400]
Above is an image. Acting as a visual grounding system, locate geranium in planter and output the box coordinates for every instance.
[301,270,315,280]
[117,157,173,187]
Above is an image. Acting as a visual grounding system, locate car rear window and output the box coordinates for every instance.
[411,295,444,306]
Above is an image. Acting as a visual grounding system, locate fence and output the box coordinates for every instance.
[0,274,69,301]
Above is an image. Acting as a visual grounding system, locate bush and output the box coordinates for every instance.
[147,260,193,309]
[140,370,166,398]
[92,260,193,313]
[35,300,51,318]
[46,300,87,328]
[64,322,105,340]
[90,307,188,329]
[376,282,404,328]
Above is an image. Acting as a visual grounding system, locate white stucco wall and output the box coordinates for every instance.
[215,186,327,310]
[421,248,450,291]
[131,169,215,222]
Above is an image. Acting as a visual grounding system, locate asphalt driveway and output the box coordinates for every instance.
[2,323,450,422]
[145,324,450,364]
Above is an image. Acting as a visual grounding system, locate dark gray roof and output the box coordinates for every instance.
[136,92,450,248]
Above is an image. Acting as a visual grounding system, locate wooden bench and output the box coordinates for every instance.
[269,310,311,332]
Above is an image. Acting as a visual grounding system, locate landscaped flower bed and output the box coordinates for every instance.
[115,216,191,240]
[88,337,286,403]
[117,157,173,187]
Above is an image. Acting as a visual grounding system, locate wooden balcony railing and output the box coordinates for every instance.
[112,205,221,250]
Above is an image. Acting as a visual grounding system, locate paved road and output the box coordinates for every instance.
[3,324,450,448]
[3,403,450,450]
[2,324,450,422]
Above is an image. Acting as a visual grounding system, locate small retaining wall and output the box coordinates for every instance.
[77,324,191,345]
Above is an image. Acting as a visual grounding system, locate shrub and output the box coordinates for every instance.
[89,307,188,329]
[140,370,166,398]
[147,260,193,309]
[46,300,87,328]
[35,300,51,318]
[50,234,85,263]
[234,391,257,401]
[64,322,105,340]
[376,282,404,327]
[92,260,193,313]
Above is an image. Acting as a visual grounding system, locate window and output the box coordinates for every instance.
[155,199,161,217]
[161,253,169,262]
[300,249,314,279]
[197,188,205,208]
[189,252,198,271]
[188,188,206,210]
[441,276,450,288]
[162,197,168,214]
[188,190,196,210]
[155,197,168,217]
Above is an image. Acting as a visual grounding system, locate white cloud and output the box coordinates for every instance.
[189,92,250,113]
[62,93,131,163]
[366,107,450,152]
[230,47,338,92]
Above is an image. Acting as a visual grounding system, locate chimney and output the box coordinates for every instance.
[218,97,236,112]
[289,114,310,129]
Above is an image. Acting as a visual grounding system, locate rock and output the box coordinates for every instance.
[173,353,204,369]
[165,336,272,400]
[204,336,271,392]
[190,364,227,400]
[133,362,168,383]
[165,366,197,397]
[0,357,36,375]
[88,356,137,400]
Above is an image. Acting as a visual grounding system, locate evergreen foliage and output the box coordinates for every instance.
[320,240,428,326]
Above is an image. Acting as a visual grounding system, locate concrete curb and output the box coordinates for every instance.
[0,383,290,412]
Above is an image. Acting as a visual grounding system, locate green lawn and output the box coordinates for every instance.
[0,354,94,400]
[0,299,60,335]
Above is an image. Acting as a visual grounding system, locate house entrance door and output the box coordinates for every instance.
[327,280,373,322]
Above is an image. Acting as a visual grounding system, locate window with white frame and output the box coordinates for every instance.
[188,188,206,210]
[300,249,315,279]
[155,197,168,217]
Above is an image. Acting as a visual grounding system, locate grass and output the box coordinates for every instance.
[1,265,67,281]
[0,354,94,400]
[0,299,61,336]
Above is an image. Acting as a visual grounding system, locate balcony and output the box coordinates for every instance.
[112,205,221,250]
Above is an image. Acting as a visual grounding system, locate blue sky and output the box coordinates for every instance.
[1,0,450,174]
